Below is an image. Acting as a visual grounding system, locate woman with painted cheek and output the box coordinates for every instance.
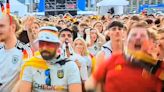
[73,38,92,76]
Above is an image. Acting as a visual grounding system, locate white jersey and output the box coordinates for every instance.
[101,41,112,59]
[61,44,88,81]
[22,60,81,92]
[69,54,88,81]
[88,43,100,56]
[82,56,92,76]
[0,40,33,92]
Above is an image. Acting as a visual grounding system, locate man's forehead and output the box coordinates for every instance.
[130,27,147,34]
[0,15,9,22]
[60,31,72,34]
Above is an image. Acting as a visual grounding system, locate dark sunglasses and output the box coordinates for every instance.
[111,27,123,31]
[45,69,51,86]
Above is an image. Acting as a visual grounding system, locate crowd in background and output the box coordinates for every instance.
[0,12,164,92]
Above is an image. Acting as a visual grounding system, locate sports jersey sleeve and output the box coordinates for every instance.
[66,61,81,85]
[21,67,33,83]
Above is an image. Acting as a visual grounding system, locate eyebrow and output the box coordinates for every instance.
[160,37,164,40]
[0,24,5,27]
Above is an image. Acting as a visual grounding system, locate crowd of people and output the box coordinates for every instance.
[0,11,164,92]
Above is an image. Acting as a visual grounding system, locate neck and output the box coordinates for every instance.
[4,35,17,50]
[90,41,95,46]
[111,40,123,53]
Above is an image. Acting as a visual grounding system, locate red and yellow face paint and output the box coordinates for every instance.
[39,41,60,54]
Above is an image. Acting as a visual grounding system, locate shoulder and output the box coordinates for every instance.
[16,40,33,59]
[65,60,77,67]
[15,40,30,51]
[102,41,112,50]
[64,60,80,71]
[105,53,125,66]
[0,43,4,50]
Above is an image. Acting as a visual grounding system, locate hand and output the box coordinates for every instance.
[24,16,35,30]
[85,28,90,35]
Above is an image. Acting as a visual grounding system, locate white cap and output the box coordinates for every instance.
[36,26,60,43]
[39,26,58,32]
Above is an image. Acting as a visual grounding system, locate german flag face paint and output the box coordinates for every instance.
[39,41,60,60]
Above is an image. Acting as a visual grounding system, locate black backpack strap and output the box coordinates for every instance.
[102,46,112,53]
[56,58,71,66]
[0,45,4,50]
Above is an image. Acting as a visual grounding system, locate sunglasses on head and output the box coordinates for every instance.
[45,69,51,86]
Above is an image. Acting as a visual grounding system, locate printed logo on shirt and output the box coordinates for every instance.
[37,70,42,75]
[33,81,67,91]
[94,46,98,50]
[12,55,19,64]
[57,70,64,79]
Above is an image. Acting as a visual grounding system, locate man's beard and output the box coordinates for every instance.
[40,50,56,60]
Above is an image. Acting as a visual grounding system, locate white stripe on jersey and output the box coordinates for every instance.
[15,40,33,59]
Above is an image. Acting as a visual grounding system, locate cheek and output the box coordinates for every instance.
[60,37,65,42]
[127,36,135,44]
[68,38,73,43]
[161,40,164,46]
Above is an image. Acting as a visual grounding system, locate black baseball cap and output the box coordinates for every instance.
[107,21,124,30]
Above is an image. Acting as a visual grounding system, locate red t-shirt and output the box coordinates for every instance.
[93,53,162,92]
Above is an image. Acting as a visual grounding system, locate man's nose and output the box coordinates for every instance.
[136,34,141,39]
[41,44,47,50]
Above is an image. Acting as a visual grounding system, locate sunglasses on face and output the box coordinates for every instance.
[111,27,123,31]
[45,69,51,86]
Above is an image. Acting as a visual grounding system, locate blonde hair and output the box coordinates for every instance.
[11,15,23,37]
[127,21,148,35]
[73,37,88,56]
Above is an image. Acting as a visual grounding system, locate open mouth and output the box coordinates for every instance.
[134,44,142,50]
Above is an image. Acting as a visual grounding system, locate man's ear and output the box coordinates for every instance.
[10,23,16,33]
[122,31,127,40]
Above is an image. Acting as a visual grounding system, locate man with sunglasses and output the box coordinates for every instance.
[96,21,125,68]
[18,26,82,92]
